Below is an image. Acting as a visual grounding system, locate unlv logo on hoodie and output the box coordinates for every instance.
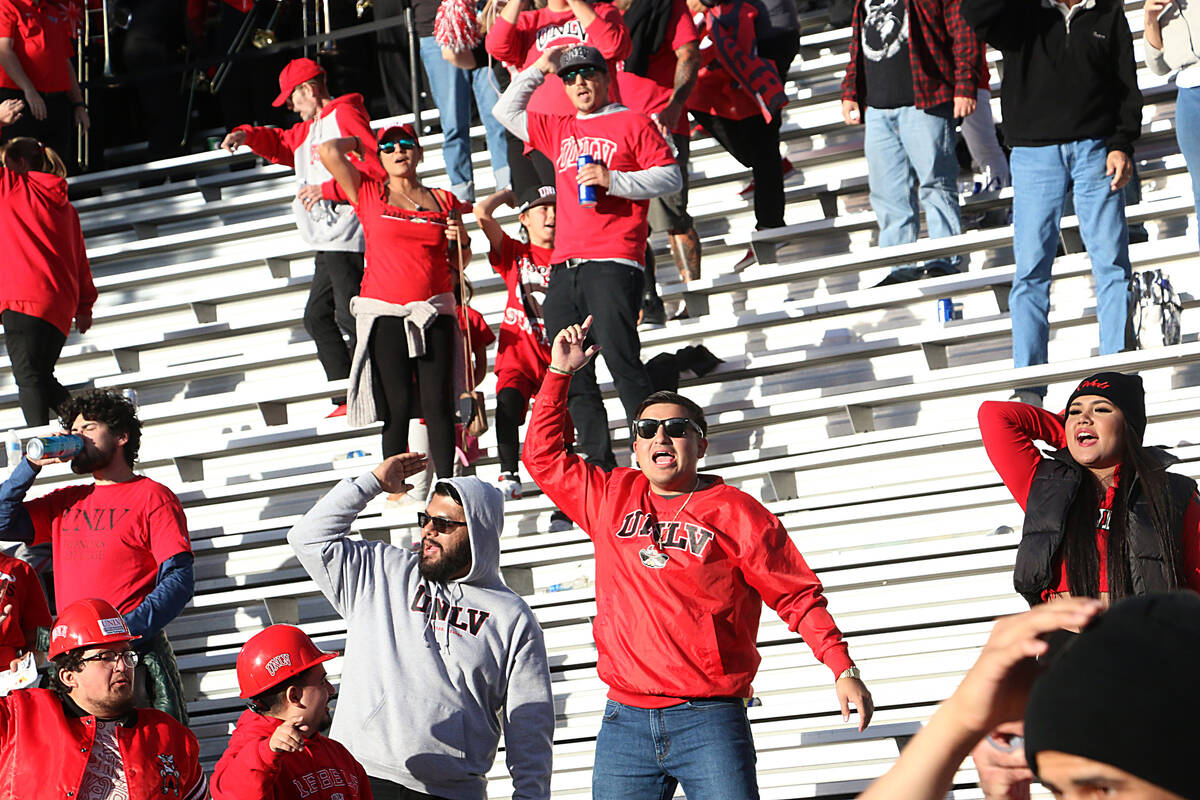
[614,510,715,558]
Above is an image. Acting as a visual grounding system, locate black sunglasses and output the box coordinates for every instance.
[417,511,467,533]
[631,417,703,440]
[561,66,602,85]
[379,139,417,154]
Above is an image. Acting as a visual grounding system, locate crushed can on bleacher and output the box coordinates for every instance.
[25,434,83,460]
[937,297,964,325]
[577,155,597,207]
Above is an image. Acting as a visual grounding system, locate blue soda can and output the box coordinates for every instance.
[937,297,954,324]
[577,154,597,207]
[25,434,84,460]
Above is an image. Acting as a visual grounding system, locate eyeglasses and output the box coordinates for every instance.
[560,66,602,85]
[631,417,704,440]
[79,650,139,668]
[417,512,467,534]
[379,139,417,154]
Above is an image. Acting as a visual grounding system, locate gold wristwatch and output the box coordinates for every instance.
[837,666,861,682]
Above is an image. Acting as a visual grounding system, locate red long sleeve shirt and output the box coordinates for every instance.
[978,400,1200,598]
[523,372,854,707]
[212,710,373,800]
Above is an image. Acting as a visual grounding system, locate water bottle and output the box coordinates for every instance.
[25,434,84,460]
[4,431,21,473]
[548,576,591,592]
[577,155,597,207]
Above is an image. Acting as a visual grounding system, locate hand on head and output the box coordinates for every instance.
[373,453,429,493]
[535,44,570,75]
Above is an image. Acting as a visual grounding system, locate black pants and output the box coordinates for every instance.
[543,261,652,470]
[691,110,785,230]
[508,132,557,200]
[368,776,446,800]
[306,251,363,391]
[369,314,456,477]
[0,88,73,169]
[2,310,70,427]
[374,0,428,118]
[496,385,528,474]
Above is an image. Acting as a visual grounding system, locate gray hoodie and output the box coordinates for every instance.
[287,473,554,800]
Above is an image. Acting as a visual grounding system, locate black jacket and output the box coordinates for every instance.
[1014,447,1197,605]
[961,0,1142,154]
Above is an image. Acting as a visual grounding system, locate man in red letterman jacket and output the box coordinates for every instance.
[0,597,207,800]
[494,43,682,474]
[522,316,875,800]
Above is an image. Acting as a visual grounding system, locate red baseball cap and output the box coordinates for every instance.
[273,58,325,107]
[376,123,419,144]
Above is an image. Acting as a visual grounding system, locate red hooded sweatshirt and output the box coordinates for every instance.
[0,163,94,337]
[212,709,373,800]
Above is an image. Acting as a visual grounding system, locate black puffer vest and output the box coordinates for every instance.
[1014,447,1197,606]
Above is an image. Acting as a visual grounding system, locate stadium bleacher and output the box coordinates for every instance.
[2,2,1198,796]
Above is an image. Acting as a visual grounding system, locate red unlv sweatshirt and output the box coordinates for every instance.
[523,372,854,707]
[212,709,373,800]
[0,165,94,336]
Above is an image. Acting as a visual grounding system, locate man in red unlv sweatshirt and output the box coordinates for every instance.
[522,316,875,800]
[212,624,371,800]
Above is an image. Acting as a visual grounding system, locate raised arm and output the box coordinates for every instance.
[318,136,367,206]
[977,401,1066,511]
[472,188,516,254]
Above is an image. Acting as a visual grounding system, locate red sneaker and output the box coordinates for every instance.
[326,403,347,418]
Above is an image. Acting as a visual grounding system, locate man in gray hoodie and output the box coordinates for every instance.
[287,453,555,800]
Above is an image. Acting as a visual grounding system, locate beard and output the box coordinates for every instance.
[71,443,116,475]
[418,536,472,583]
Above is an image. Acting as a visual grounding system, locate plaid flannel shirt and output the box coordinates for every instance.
[841,0,982,109]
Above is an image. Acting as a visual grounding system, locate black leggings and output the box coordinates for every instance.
[691,110,786,230]
[495,386,529,475]
[369,314,457,477]
[2,310,70,426]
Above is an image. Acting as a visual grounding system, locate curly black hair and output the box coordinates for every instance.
[58,390,143,467]
[49,649,86,699]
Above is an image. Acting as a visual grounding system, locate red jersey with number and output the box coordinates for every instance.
[26,476,192,614]
[353,179,468,305]
[615,0,700,136]
[0,553,50,664]
[490,234,552,389]
[0,0,75,92]
[486,3,630,119]
[526,109,676,264]
[523,372,855,707]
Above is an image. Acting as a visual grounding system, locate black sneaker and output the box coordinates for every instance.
[639,291,667,329]
[548,510,573,532]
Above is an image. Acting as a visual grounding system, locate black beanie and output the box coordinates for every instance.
[1065,371,1147,439]
[1024,593,1200,799]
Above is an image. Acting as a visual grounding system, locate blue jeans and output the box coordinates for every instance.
[864,104,962,277]
[1175,85,1200,252]
[418,36,509,202]
[1010,139,1131,396]
[591,699,759,800]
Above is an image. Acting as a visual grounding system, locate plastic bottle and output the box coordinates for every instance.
[548,576,591,593]
[3,431,21,474]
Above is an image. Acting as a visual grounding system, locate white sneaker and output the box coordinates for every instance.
[1009,390,1044,407]
[548,510,573,532]
[498,473,523,500]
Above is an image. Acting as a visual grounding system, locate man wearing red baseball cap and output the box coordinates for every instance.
[221,58,384,417]
[0,597,207,798]
[212,624,372,799]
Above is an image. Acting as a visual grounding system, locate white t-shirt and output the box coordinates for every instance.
[78,719,130,800]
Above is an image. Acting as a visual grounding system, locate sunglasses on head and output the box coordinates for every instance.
[379,138,417,154]
[631,417,703,440]
[417,511,467,534]
[560,66,602,85]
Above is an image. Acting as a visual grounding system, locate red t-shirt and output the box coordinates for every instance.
[526,110,677,264]
[0,553,51,664]
[457,304,496,348]
[485,3,630,119]
[353,179,468,305]
[490,234,552,388]
[978,400,1200,599]
[615,0,699,136]
[26,477,192,614]
[0,0,76,92]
